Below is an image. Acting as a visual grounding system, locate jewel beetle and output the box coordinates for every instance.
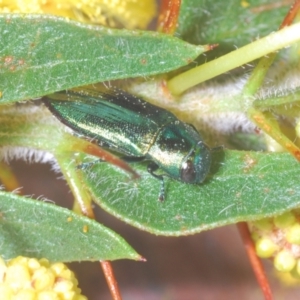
[43,88,212,201]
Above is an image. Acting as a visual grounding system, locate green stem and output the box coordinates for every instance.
[254,89,300,108]
[56,154,95,217]
[242,53,277,97]
[167,22,300,95]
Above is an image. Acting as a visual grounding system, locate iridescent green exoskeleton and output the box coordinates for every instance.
[43,88,212,201]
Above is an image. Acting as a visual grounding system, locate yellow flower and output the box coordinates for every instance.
[0,256,87,300]
[249,209,300,283]
[0,0,157,29]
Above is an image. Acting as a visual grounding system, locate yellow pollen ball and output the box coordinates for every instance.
[286,224,300,244]
[5,264,31,291]
[33,268,55,291]
[274,251,296,272]
[14,289,36,300]
[255,238,277,258]
[274,212,296,229]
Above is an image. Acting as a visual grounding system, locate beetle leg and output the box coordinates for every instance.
[147,161,165,201]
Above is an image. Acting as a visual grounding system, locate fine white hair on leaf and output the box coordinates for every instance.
[10,186,23,194]
[199,112,256,134]
[49,160,63,174]
[129,63,300,139]
[259,62,300,99]
[0,146,55,165]
[129,75,256,135]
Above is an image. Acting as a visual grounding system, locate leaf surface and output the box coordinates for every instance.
[176,0,290,56]
[0,14,205,103]
[83,150,300,235]
[0,192,141,262]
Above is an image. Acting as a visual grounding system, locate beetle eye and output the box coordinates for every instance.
[181,160,196,183]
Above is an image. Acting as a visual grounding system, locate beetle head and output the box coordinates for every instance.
[180,141,212,184]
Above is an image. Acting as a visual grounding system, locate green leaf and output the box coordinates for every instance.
[0,192,141,262]
[176,0,289,55]
[0,14,205,104]
[82,150,300,236]
[0,104,76,156]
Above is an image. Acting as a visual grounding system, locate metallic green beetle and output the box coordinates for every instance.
[43,88,212,201]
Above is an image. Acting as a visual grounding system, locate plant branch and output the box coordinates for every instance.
[237,222,273,300]
[168,21,300,95]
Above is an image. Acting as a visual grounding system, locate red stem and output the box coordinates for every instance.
[158,0,181,34]
[237,222,273,300]
[71,175,122,300]
[101,261,122,300]
[280,0,300,28]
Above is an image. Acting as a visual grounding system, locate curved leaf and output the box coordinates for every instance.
[0,14,205,103]
[83,150,300,236]
[177,0,289,48]
[0,192,141,262]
